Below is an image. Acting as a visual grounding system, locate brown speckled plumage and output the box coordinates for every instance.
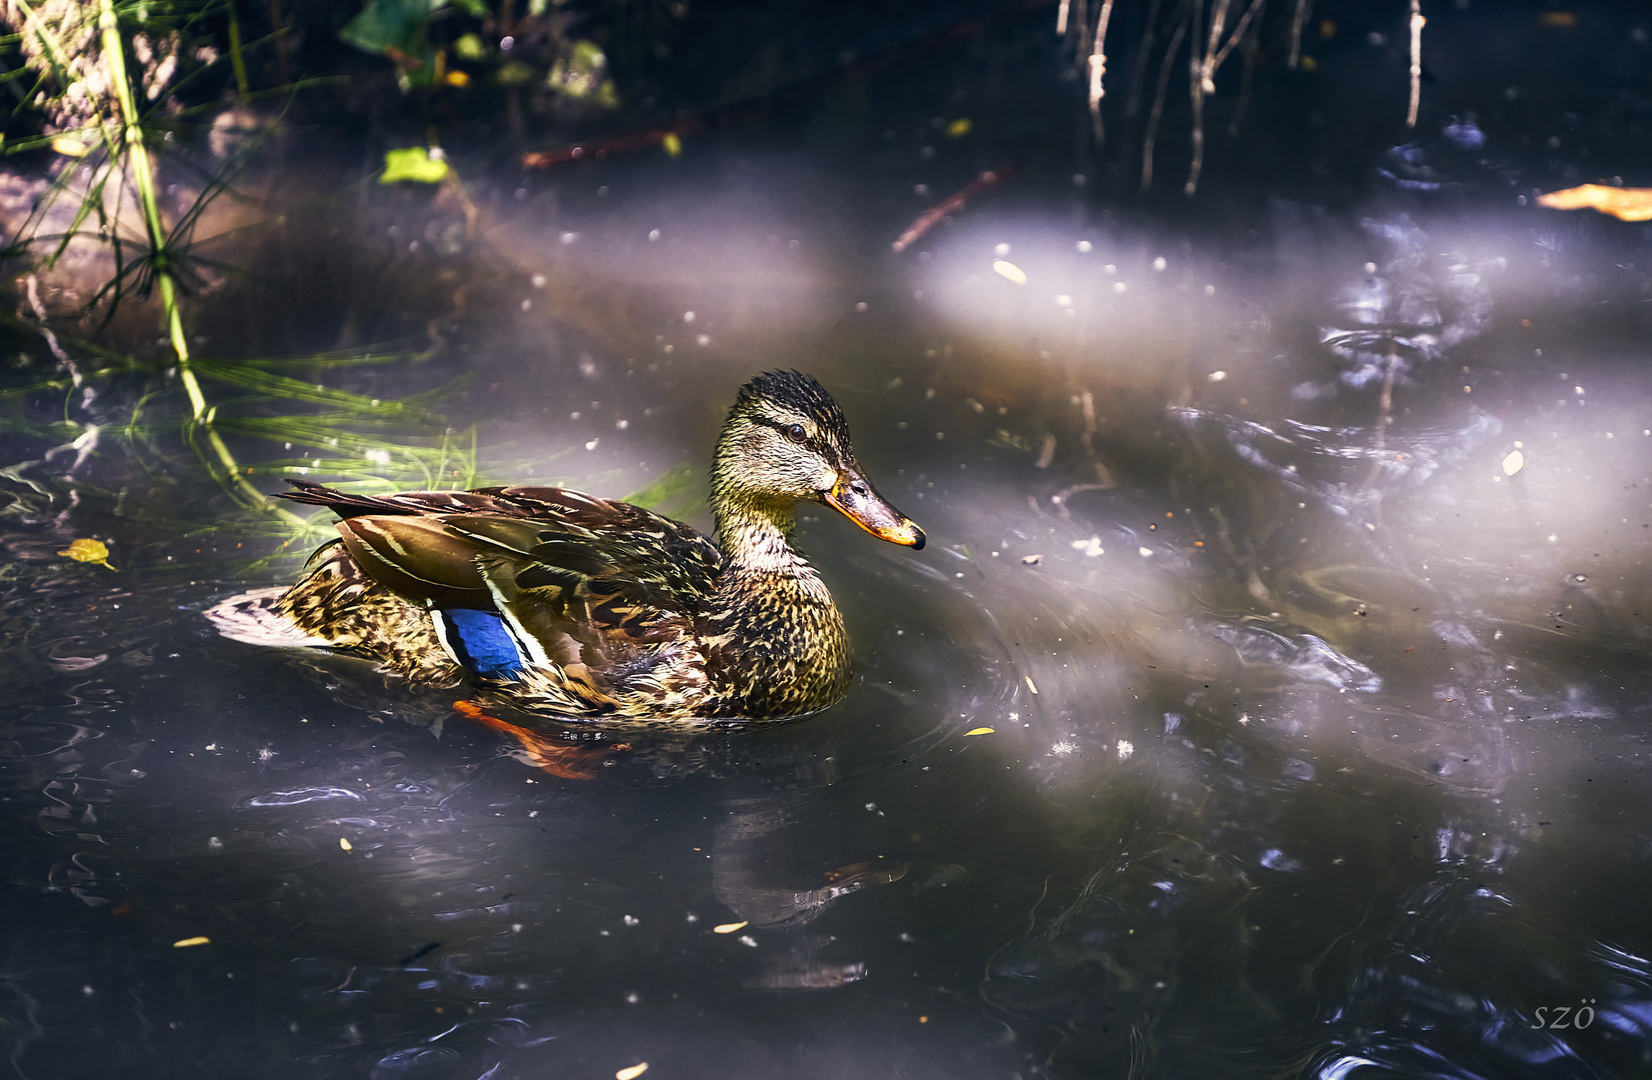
[210,371,924,725]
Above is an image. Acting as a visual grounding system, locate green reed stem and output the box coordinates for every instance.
[226,0,251,95]
[98,0,299,521]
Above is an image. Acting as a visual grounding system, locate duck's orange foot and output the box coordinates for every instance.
[451,700,627,781]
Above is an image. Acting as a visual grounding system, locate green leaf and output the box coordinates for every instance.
[451,0,491,17]
[380,147,450,184]
[339,0,445,56]
[622,463,699,511]
[545,40,618,106]
[453,32,487,61]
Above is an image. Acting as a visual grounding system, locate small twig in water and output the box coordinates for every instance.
[1087,0,1116,142]
[890,168,1011,253]
[1287,0,1314,69]
[1141,0,1191,191]
[1406,0,1425,128]
[520,118,705,169]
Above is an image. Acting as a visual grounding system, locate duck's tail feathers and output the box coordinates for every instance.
[205,587,333,648]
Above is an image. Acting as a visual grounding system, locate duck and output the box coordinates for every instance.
[207,370,925,725]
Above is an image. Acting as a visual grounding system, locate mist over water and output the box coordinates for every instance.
[3,3,1652,1078]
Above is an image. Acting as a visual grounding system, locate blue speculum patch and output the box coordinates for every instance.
[440,608,524,678]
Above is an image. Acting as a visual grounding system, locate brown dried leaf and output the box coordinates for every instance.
[1536,185,1652,222]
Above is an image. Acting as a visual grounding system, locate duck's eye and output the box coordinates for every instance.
[784,423,808,444]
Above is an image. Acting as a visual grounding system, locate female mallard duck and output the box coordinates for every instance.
[208,370,924,724]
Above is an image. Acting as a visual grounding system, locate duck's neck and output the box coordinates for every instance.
[712,493,813,578]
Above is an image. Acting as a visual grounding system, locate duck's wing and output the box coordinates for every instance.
[295,483,724,695]
[277,479,570,520]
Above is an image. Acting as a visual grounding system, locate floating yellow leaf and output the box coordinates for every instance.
[1024,675,1039,695]
[712,921,748,934]
[946,117,972,138]
[52,136,90,157]
[616,1065,649,1080]
[992,260,1027,285]
[662,132,683,157]
[1502,449,1525,476]
[379,146,449,185]
[445,70,471,87]
[172,936,210,948]
[58,538,115,570]
[964,727,995,736]
[339,837,353,851]
[1536,184,1652,222]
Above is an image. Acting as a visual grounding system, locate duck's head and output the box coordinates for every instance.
[712,370,925,550]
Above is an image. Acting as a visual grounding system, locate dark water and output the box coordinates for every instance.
[4,4,1652,1079]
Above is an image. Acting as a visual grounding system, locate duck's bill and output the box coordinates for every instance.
[822,466,926,549]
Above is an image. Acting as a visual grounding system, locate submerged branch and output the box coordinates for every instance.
[890,167,1011,253]
[1406,0,1424,128]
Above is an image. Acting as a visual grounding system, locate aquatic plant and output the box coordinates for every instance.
[1060,0,1430,194]
[0,1,480,537]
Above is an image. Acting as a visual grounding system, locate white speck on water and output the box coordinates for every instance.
[855,301,868,312]
[531,274,546,288]
[1113,281,1128,293]
[1117,740,1135,760]
[994,242,1011,256]
[1152,256,1167,271]
[1056,294,1072,307]
[1208,370,1227,382]
[616,419,629,430]
[1070,536,1103,557]
[648,229,661,242]
[738,935,759,948]
[1548,534,1558,543]
[623,915,639,926]
[1138,546,1154,557]
[696,334,711,346]
[559,232,578,245]
[586,439,601,451]
[1076,240,1093,253]
[1104,263,1116,275]
[1204,283,1216,295]
[682,311,696,323]
[625,991,640,1004]
[1051,741,1077,756]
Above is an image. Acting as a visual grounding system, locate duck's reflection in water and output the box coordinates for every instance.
[458,697,909,992]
